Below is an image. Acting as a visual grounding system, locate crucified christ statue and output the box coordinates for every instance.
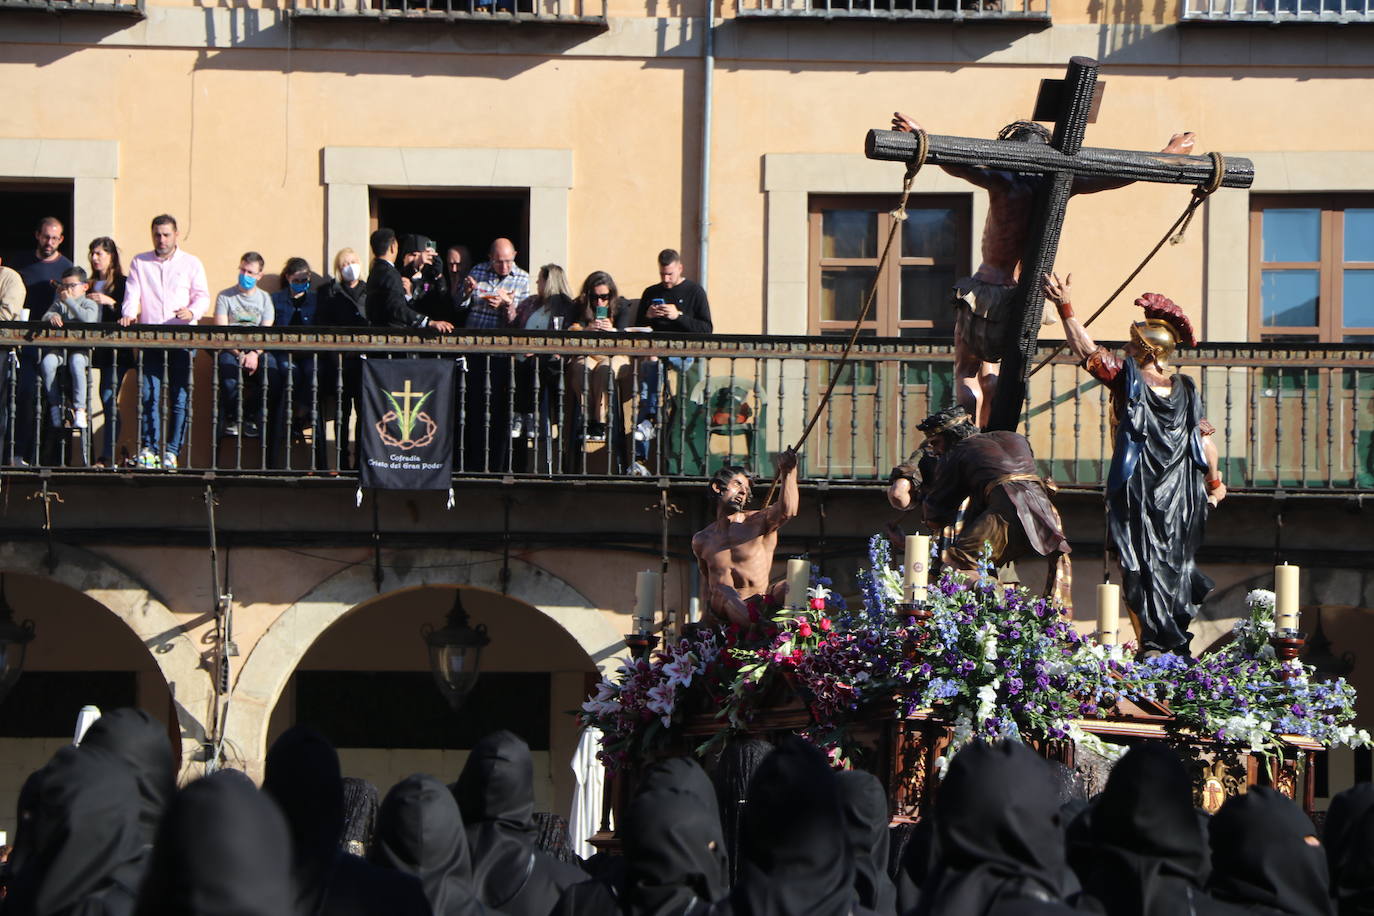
[890,113,1197,429]
[691,449,799,628]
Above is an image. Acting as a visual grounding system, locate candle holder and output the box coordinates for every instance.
[1271,629,1306,681]
[624,633,660,660]
[895,601,932,624]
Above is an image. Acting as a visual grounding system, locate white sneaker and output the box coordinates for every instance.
[74,408,88,429]
[136,448,160,469]
[162,452,178,470]
[510,416,523,438]
[628,460,652,477]
[634,419,655,442]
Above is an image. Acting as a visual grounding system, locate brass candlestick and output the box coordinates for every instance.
[624,633,660,660]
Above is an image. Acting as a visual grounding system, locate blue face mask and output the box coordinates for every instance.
[239,273,258,290]
[290,281,310,295]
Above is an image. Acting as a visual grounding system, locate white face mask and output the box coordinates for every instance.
[341,263,360,283]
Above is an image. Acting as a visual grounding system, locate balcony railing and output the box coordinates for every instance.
[0,0,142,14]
[289,0,607,24]
[1181,0,1372,21]
[736,0,1049,22]
[0,325,1369,493]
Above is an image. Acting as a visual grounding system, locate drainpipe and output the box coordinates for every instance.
[698,3,715,285]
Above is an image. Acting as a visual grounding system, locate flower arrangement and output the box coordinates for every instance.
[578,535,1367,770]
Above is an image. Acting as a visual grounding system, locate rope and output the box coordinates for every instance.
[761,131,928,508]
[1028,151,1227,379]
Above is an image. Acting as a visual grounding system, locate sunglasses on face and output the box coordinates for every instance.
[593,293,612,301]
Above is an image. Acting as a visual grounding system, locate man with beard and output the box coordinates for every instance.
[691,448,799,628]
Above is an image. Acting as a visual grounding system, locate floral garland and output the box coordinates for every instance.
[580,534,1368,769]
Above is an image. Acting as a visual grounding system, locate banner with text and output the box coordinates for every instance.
[359,358,455,491]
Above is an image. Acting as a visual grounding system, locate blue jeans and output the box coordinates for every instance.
[140,349,193,457]
[218,351,266,430]
[39,351,89,422]
[634,356,693,460]
[96,350,133,463]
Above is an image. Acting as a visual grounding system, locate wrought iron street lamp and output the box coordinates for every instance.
[422,590,490,711]
[0,576,36,705]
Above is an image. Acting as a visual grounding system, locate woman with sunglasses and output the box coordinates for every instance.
[565,270,632,444]
[86,237,129,466]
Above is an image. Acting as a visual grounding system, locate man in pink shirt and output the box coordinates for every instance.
[119,214,210,469]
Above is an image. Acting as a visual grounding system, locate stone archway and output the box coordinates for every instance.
[0,541,213,776]
[223,548,622,775]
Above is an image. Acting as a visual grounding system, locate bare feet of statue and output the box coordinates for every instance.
[1162,132,1196,155]
[892,112,921,134]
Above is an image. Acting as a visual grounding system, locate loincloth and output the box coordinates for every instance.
[952,277,1019,365]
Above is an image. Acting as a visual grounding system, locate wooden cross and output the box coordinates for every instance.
[865,56,1255,432]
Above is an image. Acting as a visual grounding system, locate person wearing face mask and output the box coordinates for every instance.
[1044,272,1226,658]
[267,257,328,469]
[213,252,274,440]
[320,248,368,468]
[38,266,100,435]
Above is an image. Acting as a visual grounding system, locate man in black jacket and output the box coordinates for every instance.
[365,228,454,333]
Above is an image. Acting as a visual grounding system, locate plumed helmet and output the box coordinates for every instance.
[1130,293,1198,363]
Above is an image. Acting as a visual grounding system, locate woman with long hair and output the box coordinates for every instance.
[87,237,130,467]
[566,270,632,445]
[510,264,577,445]
[318,247,368,468]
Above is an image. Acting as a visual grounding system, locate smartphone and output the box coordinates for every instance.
[651,298,665,313]
[595,304,609,320]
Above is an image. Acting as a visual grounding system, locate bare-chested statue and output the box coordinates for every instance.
[691,448,800,628]
[891,113,1197,428]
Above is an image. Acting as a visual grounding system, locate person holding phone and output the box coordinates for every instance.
[566,270,632,444]
[457,238,530,472]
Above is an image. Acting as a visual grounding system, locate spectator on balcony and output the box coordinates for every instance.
[87,237,130,468]
[118,214,210,471]
[399,234,450,321]
[0,255,28,465]
[566,270,633,446]
[442,244,472,325]
[510,263,577,442]
[320,248,369,469]
[628,248,715,474]
[38,266,99,432]
[213,252,272,440]
[456,239,529,473]
[267,257,332,469]
[364,228,453,333]
[12,217,74,465]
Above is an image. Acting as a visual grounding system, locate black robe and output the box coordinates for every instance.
[1206,786,1332,916]
[619,756,729,916]
[262,725,431,916]
[913,741,1077,916]
[371,773,488,916]
[1325,785,1374,914]
[455,730,589,916]
[134,770,295,916]
[1097,354,1213,652]
[835,771,899,916]
[711,737,864,916]
[5,745,145,916]
[80,708,177,857]
[1075,744,1240,916]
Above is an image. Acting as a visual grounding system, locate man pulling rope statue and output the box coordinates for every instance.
[888,406,1073,607]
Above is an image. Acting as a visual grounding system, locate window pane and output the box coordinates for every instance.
[902,209,960,262]
[820,268,877,322]
[822,210,878,259]
[901,266,956,323]
[1344,270,1374,327]
[1346,209,1374,263]
[1262,208,1320,263]
[1261,269,1319,327]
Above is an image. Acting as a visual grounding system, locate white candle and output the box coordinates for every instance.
[635,570,660,634]
[904,535,930,603]
[786,558,810,610]
[1097,583,1120,646]
[1275,563,1300,631]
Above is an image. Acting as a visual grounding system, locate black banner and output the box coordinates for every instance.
[359,358,455,491]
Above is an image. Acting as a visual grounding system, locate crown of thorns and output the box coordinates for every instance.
[917,406,974,435]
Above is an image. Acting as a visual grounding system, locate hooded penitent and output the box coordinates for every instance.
[834,770,899,916]
[371,774,485,916]
[1207,786,1332,916]
[455,730,588,916]
[80,708,177,854]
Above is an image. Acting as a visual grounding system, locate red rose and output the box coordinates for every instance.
[798,622,813,638]
[819,618,832,632]
[810,597,826,611]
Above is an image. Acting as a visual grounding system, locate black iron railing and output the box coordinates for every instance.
[0,0,142,13]
[289,0,607,23]
[736,0,1049,21]
[1181,0,1372,21]
[0,325,1370,492]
